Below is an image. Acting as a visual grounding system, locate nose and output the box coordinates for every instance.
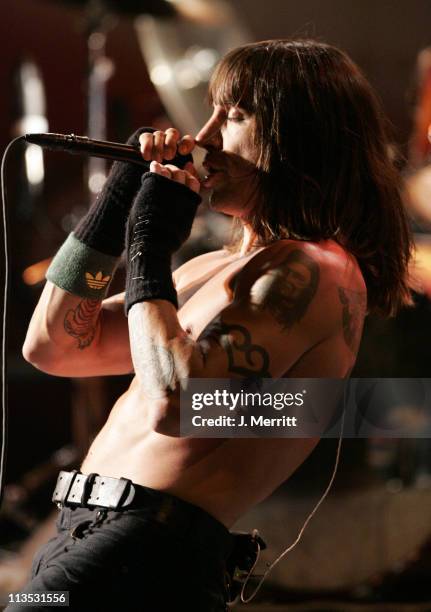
[195,112,223,150]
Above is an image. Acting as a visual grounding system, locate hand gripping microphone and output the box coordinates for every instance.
[24,132,192,168]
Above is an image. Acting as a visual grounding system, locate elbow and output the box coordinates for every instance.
[22,335,39,365]
[22,336,60,374]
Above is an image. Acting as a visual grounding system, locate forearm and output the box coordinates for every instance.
[128,301,201,399]
[116,130,202,399]
[124,163,202,390]
[23,281,102,367]
[23,128,196,376]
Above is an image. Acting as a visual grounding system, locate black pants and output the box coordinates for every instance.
[6,488,234,611]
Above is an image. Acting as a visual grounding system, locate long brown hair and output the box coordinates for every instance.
[208,39,413,317]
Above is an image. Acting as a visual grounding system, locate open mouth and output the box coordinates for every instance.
[201,161,226,188]
[201,169,225,188]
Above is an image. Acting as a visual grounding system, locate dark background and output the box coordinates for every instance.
[2,0,429,472]
[0,0,430,607]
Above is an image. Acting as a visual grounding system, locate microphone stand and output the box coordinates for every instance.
[72,1,116,455]
[70,0,175,453]
[85,1,115,194]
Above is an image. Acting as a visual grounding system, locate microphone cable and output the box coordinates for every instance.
[0,131,186,507]
[239,388,348,605]
[0,136,26,508]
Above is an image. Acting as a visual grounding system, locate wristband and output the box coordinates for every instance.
[46,128,193,300]
[46,233,119,299]
[125,172,201,314]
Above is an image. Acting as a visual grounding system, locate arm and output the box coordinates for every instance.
[22,128,195,377]
[123,155,365,432]
[23,271,190,378]
[22,282,132,377]
[128,241,336,410]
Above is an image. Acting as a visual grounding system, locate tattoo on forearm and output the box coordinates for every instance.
[64,299,101,349]
[338,287,366,353]
[201,318,271,378]
[131,332,176,396]
[256,250,320,330]
[127,306,192,398]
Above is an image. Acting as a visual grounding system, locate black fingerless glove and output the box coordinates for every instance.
[46,128,193,300]
[74,127,193,257]
[125,172,201,314]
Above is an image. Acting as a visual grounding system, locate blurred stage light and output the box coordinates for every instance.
[24,145,45,186]
[174,59,201,90]
[190,46,219,78]
[16,115,48,135]
[135,0,250,135]
[150,63,173,86]
[14,61,48,193]
[88,171,108,194]
[22,258,52,286]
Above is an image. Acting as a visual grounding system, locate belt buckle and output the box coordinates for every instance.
[86,476,135,510]
[110,477,134,510]
[52,470,79,508]
[65,472,99,507]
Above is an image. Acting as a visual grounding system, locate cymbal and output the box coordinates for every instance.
[43,0,176,18]
[171,0,233,26]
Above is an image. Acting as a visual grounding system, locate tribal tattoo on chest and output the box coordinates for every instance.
[338,287,367,354]
[201,318,271,378]
[63,298,101,349]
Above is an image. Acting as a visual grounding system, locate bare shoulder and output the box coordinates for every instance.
[232,239,367,348]
[235,239,365,293]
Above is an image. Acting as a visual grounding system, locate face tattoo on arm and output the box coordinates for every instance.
[253,250,320,330]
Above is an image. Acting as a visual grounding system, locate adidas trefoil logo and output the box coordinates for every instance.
[85,271,111,290]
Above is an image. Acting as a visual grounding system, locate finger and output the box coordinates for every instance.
[150,161,171,179]
[153,131,165,163]
[164,165,186,185]
[178,135,195,155]
[185,174,201,194]
[140,132,156,161]
[164,128,181,160]
[183,161,199,179]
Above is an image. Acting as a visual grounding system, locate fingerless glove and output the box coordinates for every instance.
[125,172,201,313]
[46,128,193,300]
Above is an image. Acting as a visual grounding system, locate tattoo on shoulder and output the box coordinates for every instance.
[200,318,271,379]
[338,287,367,353]
[256,249,320,330]
[64,298,101,350]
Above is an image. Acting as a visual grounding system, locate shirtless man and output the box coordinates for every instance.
[10,39,412,611]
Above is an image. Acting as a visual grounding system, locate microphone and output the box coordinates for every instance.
[24,132,191,168]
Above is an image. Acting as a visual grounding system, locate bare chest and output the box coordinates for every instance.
[174,250,261,340]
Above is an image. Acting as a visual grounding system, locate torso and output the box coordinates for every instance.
[81,240,365,526]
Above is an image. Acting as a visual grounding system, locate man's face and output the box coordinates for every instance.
[252,261,312,308]
[281,262,312,305]
[195,104,261,217]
